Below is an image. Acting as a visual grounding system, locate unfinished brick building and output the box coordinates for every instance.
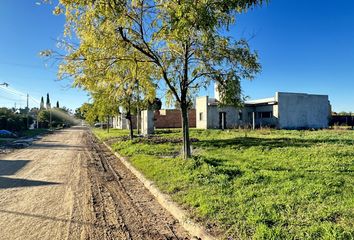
[112,109,196,130]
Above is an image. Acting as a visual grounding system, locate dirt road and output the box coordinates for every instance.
[0,127,189,240]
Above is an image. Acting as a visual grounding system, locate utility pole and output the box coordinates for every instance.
[46,93,52,130]
[26,94,29,129]
[49,108,52,130]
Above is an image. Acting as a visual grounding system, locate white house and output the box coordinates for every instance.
[196,88,331,129]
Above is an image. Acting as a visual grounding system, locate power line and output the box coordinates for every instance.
[0,95,25,102]
[7,87,27,97]
[0,61,57,72]
[29,96,40,104]
[0,86,26,97]
[0,85,40,107]
[0,86,26,98]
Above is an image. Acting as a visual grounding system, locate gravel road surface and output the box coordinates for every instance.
[0,127,189,240]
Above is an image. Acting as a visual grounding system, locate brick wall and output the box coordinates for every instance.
[154,109,196,128]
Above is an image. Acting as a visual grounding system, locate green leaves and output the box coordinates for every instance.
[56,0,264,104]
[55,0,265,156]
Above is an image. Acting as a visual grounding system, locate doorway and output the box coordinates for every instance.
[219,112,226,130]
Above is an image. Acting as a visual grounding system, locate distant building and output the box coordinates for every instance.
[154,109,196,128]
[196,90,331,130]
[112,109,196,130]
[113,87,331,131]
[112,113,136,130]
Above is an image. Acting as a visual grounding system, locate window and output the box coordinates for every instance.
[199,112,203,121]
[258,111,272,119]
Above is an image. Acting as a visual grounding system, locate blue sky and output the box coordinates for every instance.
[0,0,88,110]
[0,0,353,112]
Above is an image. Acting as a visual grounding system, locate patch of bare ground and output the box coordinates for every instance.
[83,131,190,240]
[0,127,190,240]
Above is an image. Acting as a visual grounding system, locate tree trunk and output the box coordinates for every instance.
[107,115,110,133]
[128,117,134,140]
[180,103,191,159]
[126,113,134,140]
[180,41,191,159]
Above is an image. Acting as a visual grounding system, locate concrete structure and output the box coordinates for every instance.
[196,96,245,129]
[112,113,137,130]
[274,92,330,129]
[113,109,196,130]
[196,92,331,130]
[112,113,128,129]
[141,110,155,135]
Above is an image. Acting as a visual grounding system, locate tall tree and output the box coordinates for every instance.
[55,0,264,159]
[56,101,60,108]
[46,93,51,109]
[69,55,155,138]
[40,96,45,110]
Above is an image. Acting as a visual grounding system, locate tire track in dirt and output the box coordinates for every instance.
[83,131,190,240]
[0,127,190,240]
[0,127,92,240]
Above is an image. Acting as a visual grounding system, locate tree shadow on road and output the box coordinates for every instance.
[0,177,60,189]
[0,160,30,176]
[30,143,86,151]
[0,160,61,189]
[0,209,104,228]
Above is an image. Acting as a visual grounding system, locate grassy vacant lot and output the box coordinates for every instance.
[94,128,354,239]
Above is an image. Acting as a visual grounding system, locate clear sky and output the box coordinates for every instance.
[0,0,353,112]
[0,0,88,110]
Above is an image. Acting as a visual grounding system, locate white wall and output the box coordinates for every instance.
[276,92,330,129]
[196,96,243,129]
[141,110,154,135]
[196,92,330,130]
[196,96,208,129]
[207,106,240,129]
[112,114,128,129]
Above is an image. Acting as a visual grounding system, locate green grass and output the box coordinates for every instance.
[94,128,354,239]
[93,128,130,140]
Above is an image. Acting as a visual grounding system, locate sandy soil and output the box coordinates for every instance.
[0,127,189,240]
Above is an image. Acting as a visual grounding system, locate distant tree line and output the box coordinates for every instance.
[0,107,33,132]
[0,93,77,132]
[37,107,76,128]
[37,93,77,128]
[332,111,353,116]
